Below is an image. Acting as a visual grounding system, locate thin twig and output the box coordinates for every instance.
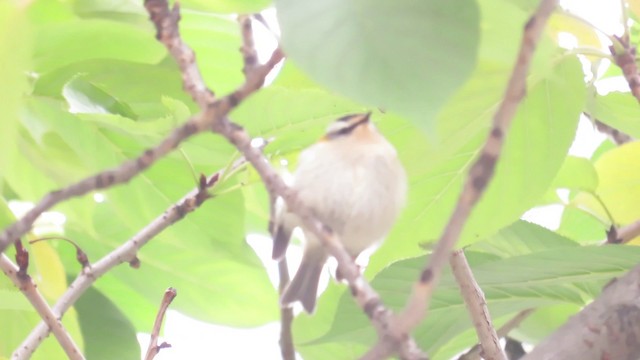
[609,34,640,102]
[360,1,558,358]
[270,189,295,360]
[144,287,178,360]
[458,309,535,360]
[278,259,296,360]
[29,236,90,269]
[238,15,259,75]
[450,250,505,360]
[242,14,294,360]
[145,2,425,359]
[0,2,282,256]
[1,254,84,360]
[583,112,633,145]
[13,167,230,359]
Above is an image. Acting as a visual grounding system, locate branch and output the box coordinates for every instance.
[603,219,640,245]
[522,262,640,360]
[582,112,633,145]
[13,168,227,359]
[241,13,295,360]
[144,287,177,360]
[390,0,559,348]
[0,2,282,257]
[277,259,296,360]
[609,34,640,102]
[145,2,424,359]
[0,116,203,255]
[593,120,633,145]
[458,309,535,360]
[1,254,84,360]
[450,250,505,360]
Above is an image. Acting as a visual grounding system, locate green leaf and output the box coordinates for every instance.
[0,2,30,183]
[588,91,640,139]
[557,205,607,244]
[34,59,197,119]
[550,156,598,192]
[322,245,640,359]
[275,0,480,129]
[72,0,151,27]
[467,220,578,258]
[33,18,165,72]
[62,77,138,118]
[179,9,245,95]
[574,141,640,225]
[179,0,272,13]
[73,285,140,360]
[515,303,581,343]
[373,53,584,273]
[11,95,277,328]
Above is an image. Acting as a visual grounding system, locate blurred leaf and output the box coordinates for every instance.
[547,11,603,49]
[34,59,197,119]
[574,141,640,225]
[276,0,480,129]
[73,284,140,360]
[179,9,244,95]
[33,19,165,72]
[179,0,272,13]
[467,220,578,258]
[72,0,151,28]
[11,95,277,328]
[322,245,640,359]
[557,205,607,244]
[62,76,138,118]
[0,2,30,183]
[550,155,598,192]
[588,91,640,139]
[514,303,581,344]
[27,0,75,24]
[374,53,584,273]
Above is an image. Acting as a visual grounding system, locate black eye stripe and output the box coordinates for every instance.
[326,115,370,139]
[336,115,354,122]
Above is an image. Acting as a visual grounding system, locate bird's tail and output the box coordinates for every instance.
[281,249,327,313]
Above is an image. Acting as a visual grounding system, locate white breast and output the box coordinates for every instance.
[292,135,407,256]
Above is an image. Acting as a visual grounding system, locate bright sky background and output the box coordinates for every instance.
[131,2,626,359]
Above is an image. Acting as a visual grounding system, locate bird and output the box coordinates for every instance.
[272,112,407,313]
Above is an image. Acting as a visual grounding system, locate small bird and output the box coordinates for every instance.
[272,112,407,313]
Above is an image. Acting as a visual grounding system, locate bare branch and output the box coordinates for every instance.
[0,3,282,257]
[1,254,84,360]
[145,1,424,358]
[390,2,559,347]
[13,168,228,359]
[29,236,90,269]
[458,309,535,360]
[609,34,640,102]
[144,287,177,360]
[594,120,633,145]
[450,250,505,360]
[278,259,296,360]
[615,220,640,243]
[238,15,259,75]
[145,0,215,108]
[522,263,640,360]
[583,112,633,145]
[271,188,295,360]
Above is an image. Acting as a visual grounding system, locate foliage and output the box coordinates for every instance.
[1,0,638,359]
